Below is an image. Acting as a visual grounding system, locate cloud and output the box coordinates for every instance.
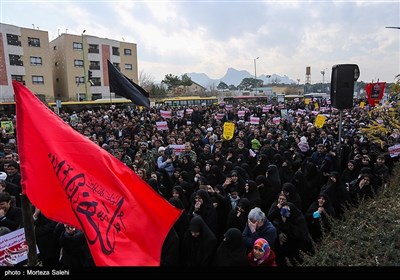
[1,0,399,83]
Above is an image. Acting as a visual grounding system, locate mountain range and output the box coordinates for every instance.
[187,67,297,88]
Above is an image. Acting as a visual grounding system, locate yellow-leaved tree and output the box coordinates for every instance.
[359,75,400,149]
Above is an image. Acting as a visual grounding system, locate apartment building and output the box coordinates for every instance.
[0,23,54,102]
[50,32,138,101]
[0,22,139,103]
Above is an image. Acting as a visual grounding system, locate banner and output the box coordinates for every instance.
[388,144,400,158]
[314,114,327,128]
[168,144,185,155]
[250,117,260,125]
[156,121,169,131]
[366,82,386,107]
[0,228,40,266]
[160,110,172,119]
[223,122,235,140]
[1,121,14,135]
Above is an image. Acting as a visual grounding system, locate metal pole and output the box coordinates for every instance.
[338,109,343,171]
[109,62,112,105]
[76,82,80,101]
[21,194,39,266]
[81,30,88,101]
[254,57,259,96]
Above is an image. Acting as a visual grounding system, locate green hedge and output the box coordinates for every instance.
[301,161,400,266]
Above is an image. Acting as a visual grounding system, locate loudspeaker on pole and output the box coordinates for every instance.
[330,64,360,109]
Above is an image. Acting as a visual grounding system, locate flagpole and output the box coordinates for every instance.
[21,194,39,266]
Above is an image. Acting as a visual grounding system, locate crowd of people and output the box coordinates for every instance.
[0,96,398,266]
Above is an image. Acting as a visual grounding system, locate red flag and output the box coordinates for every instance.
[13,81,181,266]
[365,82,386,107]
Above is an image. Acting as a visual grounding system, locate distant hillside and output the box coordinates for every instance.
[187,67,297,88]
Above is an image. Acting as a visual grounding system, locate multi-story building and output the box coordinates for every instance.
[0,23,139,103]
[0,23,54,102]
[50,32,138,101]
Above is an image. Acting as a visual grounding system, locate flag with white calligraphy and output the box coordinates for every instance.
[13,81,181,266]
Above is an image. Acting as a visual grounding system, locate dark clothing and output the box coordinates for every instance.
[214,228,248,266]
[305,196,336,242]
[320,175,350,219]
[188,189,218,236]
[0,206,22,231]
[34,213,60,266]
[272,203,313,266]
[242,219,277,252]
[226,198,251,232]
[181,216,217,266]
[161,228,180,266]
[242,180,262,210]
[5,173,22,207]
[55,223,94,267]
[349,175,375,205]
[168,197,190,241]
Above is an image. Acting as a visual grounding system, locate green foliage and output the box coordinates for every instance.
[161,74,193,90]
[360,76,400,148]
[180,74,193,87]
[301,162,400,266]
[150,84,168,98]
[217,81,229,90]
[228,84,237,91]
[390,74,400,99]
[238,77,263,91]
[161,74,181,90]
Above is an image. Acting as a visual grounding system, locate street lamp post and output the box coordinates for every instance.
[320,68,327,93]
[254,57,259,96]
[297,78,301,95]
[81,30,88,101]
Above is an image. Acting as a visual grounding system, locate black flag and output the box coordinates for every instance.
[107,60,150,108]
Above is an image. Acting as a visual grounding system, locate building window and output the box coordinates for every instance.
[89,61,100,70]
[88,44,99,53]
[9,54,23,66]
[7,34,21,46]
[91,77,101,86]
[75,76,85,84]
[11,75,25,85]
[112,47,120,56]
[124,48,132,55]
[28,37,41,47]
[32,76,44,84]
[74,60,84,67]
[30,56,42,66]
[73,42,83,50]
[91,93,102,100]
[113,63,120,71]
[125,64,133,70]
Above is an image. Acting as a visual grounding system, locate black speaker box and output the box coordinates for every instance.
[330,64,359,109]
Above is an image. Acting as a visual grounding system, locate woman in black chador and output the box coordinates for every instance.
[181,216,217,266]
[213,228,248,266]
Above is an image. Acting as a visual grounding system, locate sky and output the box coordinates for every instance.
[1,0,399,84]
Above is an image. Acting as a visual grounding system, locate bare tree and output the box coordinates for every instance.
[139,70,155,92]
